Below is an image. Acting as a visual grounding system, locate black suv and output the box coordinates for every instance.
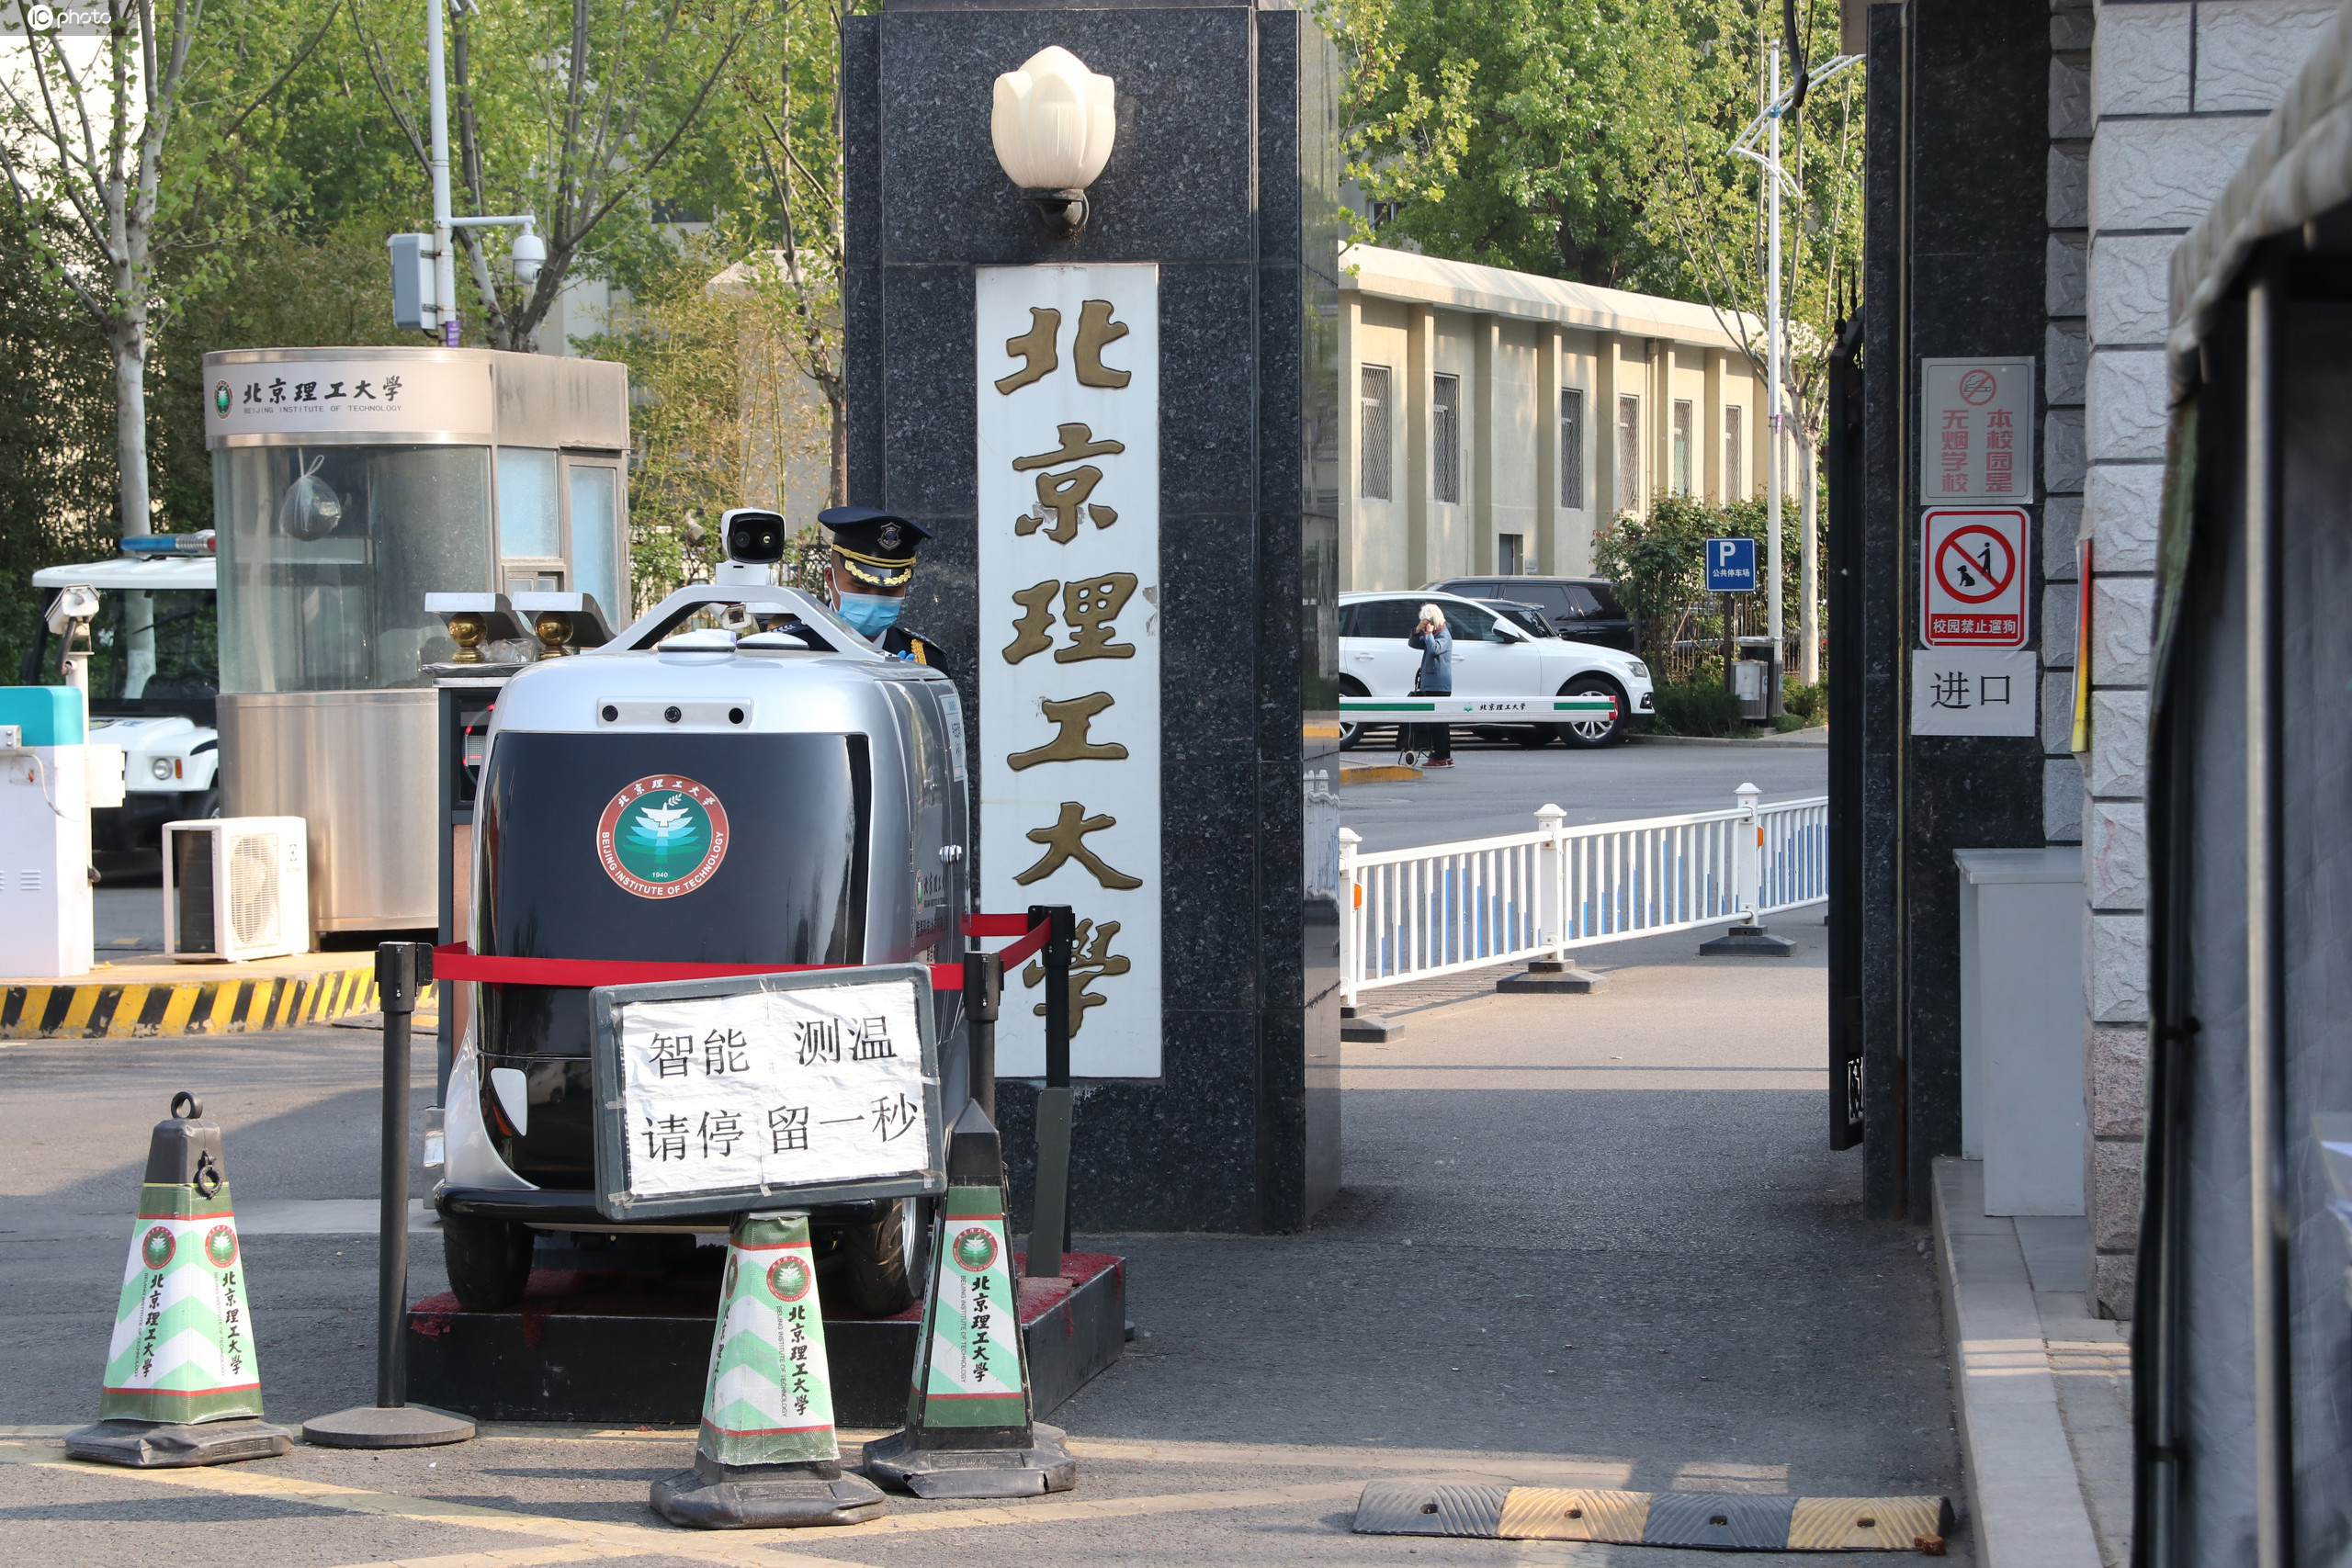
[1429,577,1639,654]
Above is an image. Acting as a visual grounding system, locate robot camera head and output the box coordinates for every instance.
[719,509,789,566]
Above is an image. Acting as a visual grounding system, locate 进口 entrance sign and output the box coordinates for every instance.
[1918,358,2033,504]
[977,265,1161,1080]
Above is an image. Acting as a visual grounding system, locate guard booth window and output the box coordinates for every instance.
[1616,395,1641,514]
[1724,405,1744,498]
[1672,399,1694,494]
[1360,366,1393,501]
[497,448,565,596]
[1433,373,1462,503]
[1560,388,1585,508]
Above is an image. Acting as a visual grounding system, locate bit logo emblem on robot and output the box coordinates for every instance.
[596,774,732,898]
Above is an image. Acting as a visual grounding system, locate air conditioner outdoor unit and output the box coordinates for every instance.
[163,817,309,963]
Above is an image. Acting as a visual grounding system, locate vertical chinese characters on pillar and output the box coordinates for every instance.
[978,266,1161,1077]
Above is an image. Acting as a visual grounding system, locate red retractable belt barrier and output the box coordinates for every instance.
[431,913,1051,994]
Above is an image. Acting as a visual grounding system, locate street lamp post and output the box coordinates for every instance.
[404,0,542,343]
[1732,46,1861,703]
[1765,43,1783,714]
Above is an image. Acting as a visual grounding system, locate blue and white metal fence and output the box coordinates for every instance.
[1335,785,1830,1006]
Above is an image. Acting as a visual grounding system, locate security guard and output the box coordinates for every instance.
[814,504,945,667]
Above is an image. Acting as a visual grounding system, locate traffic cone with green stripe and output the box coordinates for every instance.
[865,1100,1077,1498]
[650,1210,887,1528]
[66,1093,292,1467]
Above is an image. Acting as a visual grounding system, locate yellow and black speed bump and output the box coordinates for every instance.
[1353,1480,1953,1554]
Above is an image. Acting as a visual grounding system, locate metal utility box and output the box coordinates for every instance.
[202,348,627,936]
[1953,847,2085,1216]
[0,686,93,977]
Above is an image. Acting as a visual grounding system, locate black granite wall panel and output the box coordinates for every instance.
[845,2,1341,1234]
[1857,0,2054,1218]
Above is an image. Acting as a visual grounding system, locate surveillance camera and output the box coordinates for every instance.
[45,583,99,633]
[512,225,546,286]
[720,508,788,565]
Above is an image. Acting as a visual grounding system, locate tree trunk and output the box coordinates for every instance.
[111,312,151,536]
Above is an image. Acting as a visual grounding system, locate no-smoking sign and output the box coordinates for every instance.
[1921,507,2029,648]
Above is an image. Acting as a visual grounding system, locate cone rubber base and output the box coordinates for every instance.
[864,1423,1077,1499]
[301,1404,476,1449]
[66,1417,292,1468]
[650,1453,888,1529]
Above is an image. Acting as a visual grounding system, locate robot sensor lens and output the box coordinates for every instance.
[663,705,683,724]
[600,705,617,722]
[728,708,745,725]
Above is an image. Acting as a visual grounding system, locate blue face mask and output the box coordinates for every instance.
[836,592,903,639]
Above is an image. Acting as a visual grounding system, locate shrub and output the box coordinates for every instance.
[1634,672,1745,738]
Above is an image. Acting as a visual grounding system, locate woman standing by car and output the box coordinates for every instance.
[1407,604,1453,768]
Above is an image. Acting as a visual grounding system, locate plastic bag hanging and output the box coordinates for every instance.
[277,454,344,541]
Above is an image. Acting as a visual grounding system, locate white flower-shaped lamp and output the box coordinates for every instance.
[991,46,1116,234]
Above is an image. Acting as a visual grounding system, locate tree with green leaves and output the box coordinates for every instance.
[0,0,341,538]
[348,0,753,352]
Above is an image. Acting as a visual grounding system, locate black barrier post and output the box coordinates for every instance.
[375,942,420,1407]
[301,943,476,1449]
[1024,905,1076,1278]
[964,949,1003,1123]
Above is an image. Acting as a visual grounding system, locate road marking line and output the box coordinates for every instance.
[320,1547,639,1568]
[30,1462,879,1568]
[1068,1435,1635,1483]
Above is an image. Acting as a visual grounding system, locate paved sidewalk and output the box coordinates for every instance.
[0,927,1961,1565]
[1932,1159,2131,1568]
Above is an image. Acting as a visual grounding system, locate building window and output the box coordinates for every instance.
[1616,395,1641,514]
[1672,399,1694,495]
[1560,388,1585,509]
[1432,373,1462,503]
[1724,405,1743,498]
[1498,533,1524,576]
[1360,366,1392,502]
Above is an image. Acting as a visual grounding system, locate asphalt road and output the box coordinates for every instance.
[0,923,1965,1565]
[1338,734,1830,852]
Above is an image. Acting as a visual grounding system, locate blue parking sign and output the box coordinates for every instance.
[1705,536,1757,592]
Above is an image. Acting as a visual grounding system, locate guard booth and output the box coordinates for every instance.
[2137,38,2352,1563]
[201,348,628,938]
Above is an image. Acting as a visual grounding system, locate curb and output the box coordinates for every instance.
[1629,728,1829,748]
[0,961,389,1040]
[1931,1157,2102,1568]
[1340,762,1423,784]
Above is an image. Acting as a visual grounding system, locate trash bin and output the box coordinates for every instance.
[1729,637,1780,721]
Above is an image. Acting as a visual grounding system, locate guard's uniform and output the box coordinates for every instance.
[874,623,945,667]
[817,505,948,674]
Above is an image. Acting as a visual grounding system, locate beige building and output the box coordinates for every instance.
[1339,243,1776,591]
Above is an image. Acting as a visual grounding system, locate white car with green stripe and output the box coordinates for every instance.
[1337,590,1655,750]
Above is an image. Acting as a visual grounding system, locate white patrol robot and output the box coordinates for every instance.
[435,513,971,1314]
[26,534,220,866]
